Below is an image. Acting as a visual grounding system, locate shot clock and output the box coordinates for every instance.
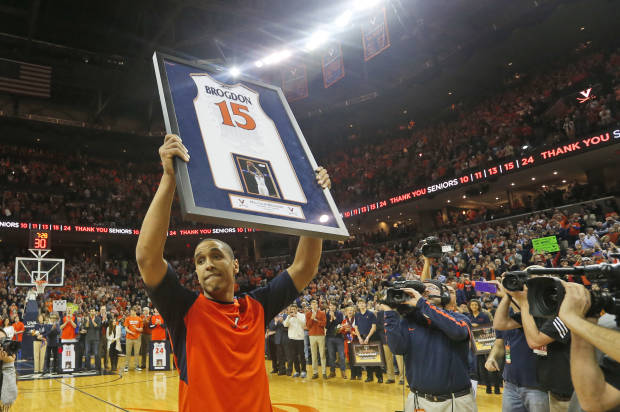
[29,230,51,250]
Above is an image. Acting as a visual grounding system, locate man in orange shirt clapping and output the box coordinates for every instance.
[123,307,143,372]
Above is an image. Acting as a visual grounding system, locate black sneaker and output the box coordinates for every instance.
[312,374,319,379]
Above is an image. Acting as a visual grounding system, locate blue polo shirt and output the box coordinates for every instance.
[355,310,377,340]
[496,314,540,389]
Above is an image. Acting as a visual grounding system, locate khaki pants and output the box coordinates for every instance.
[33,340,47,373]
[309,335,326,375]
[549,393,571,412]
[382,343,395,380]
[125,338,141,369]
[396,354,404,380]
[406,391,478,412]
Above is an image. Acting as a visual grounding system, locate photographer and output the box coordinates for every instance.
[508,283,573,411]
[557,282,620,412]
[381,280,476,412]
[489,279,550,412]
[0,328,17,410]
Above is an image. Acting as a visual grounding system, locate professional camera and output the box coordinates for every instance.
[502,271,529,292]
[0,337,19,356]
[379,280,427,316]
[420,236,443,258]
[526,263,620,321]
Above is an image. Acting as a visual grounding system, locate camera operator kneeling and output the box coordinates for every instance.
[0,328,17,410]
[381,280,477,412]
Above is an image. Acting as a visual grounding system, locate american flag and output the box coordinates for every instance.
[0,58,51,98]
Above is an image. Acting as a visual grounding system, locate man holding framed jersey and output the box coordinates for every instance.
[136,134,331,412]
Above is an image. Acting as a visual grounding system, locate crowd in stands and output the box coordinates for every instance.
[1,49,619,228]
[2,195,618,390]
[325,48,620,209]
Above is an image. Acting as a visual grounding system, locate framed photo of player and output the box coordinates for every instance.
[471,326,496,354]
[350,343,385,367]
[152,52,349,240]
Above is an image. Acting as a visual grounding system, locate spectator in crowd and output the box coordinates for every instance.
[266,317,279,374]
[283,305,307,378]
[9,316,22,360]
[30,313,47,374]
[325,302,346,379]
[274,311,290,376]
[306,299,327,379]
[98,306,109,371]
[139,306,151,370]
[83,308,101,372]
[376,308,396,384]
[42,313,60,374]
[341,306,359,380]
[354,299,383,383]
[123,307,143,372]
[106,315,122,372]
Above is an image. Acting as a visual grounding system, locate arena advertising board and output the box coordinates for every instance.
[350,343,385,367]
[153,52,349,240]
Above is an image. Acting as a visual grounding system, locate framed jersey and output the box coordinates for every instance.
[149,340,170,371]
[61,343,76,373]
[153,52,349,240]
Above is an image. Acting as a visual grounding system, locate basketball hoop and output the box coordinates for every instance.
[34,279,47,295]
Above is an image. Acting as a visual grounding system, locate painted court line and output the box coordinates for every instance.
[55,378,129,411]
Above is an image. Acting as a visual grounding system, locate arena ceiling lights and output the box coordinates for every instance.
[248,0,383,72]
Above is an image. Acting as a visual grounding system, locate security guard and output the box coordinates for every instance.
[381,280,477,412]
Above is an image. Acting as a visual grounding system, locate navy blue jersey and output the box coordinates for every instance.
[384,299,472,394]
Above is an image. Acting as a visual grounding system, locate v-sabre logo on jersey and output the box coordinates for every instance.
[203,86,253,105]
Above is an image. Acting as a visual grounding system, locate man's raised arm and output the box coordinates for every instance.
[287,167,331,292]
[136,134,189,288]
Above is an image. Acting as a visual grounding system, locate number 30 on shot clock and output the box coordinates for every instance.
[29,230,51,250]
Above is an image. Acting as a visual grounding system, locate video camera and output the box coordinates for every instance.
[502,271,529,292]
[0,337,19,357]
[379,280,427,317]
[419,236,443,258]
[525,263,620,321]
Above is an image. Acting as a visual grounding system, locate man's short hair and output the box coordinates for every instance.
[196,238,235,260]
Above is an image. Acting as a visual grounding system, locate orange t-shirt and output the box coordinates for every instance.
[148,264,298,412]
[61,316,76,340]
[150,315,166,341]
[12,321,24,342]
[124,316,143,340]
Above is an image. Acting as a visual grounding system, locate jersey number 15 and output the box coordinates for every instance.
[215,101,256,130]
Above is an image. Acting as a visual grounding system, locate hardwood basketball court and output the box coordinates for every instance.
[16,362,502,411]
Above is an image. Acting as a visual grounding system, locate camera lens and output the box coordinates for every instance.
[527,277,565,318]
[503,275,523,292]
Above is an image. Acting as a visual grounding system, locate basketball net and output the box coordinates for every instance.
[34,279,47,295]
